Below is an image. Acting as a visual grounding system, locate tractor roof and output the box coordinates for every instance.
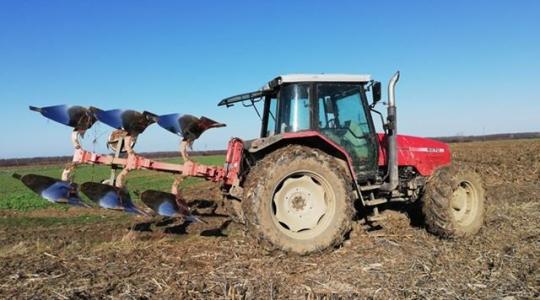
[219,73,372,107]
[266,74,372,88]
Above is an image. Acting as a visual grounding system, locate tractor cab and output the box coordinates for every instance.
[219,74,382,180]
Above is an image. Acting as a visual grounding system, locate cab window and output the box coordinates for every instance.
[277,84,311,133]
[317,83,377,178]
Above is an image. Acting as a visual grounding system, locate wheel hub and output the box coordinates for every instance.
[452,189,467,210]
[291,195,307,211]
[273,175,327,233]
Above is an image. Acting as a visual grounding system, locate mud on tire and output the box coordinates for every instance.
[422,165,485,238]
[242,145,355,255]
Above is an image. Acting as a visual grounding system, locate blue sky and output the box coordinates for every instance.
[0,0,538,158]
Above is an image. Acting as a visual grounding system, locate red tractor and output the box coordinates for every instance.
[19,71,485,255]
[218,71,485,254]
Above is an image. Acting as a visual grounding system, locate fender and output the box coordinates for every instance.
[247,131,358,181]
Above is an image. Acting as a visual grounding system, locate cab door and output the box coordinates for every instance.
[316,83,378,181]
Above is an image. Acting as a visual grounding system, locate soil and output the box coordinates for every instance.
[0,139,538,299]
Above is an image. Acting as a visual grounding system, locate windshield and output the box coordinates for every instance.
[275,84,311,133]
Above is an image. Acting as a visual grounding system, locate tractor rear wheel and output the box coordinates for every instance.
[242,145,354,255]
[422,165,485,238]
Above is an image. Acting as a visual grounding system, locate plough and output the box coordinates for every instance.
[15,104,238,221]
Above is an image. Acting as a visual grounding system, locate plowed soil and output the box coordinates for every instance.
[1,139,538,299]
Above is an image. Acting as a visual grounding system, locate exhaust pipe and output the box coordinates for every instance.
[381,71,400,192]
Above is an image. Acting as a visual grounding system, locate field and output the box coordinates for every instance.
[0,140,538,299]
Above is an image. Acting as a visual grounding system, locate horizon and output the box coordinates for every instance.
[2,131,538,160]
[1,1,539,159]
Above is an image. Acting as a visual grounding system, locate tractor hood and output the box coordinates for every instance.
[377,134,451,176]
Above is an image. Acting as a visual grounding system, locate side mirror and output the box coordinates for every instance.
[371,81,381,106]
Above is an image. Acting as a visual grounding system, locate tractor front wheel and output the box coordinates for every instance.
[242,145,354,255]
[422,165,485,238]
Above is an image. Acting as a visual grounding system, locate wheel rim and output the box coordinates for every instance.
[451,180,479,226]
[271,171,335,239]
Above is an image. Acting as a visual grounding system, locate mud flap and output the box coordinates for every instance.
[80,182,147,216]
[13,173,89,207]
[141,190,203,223]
